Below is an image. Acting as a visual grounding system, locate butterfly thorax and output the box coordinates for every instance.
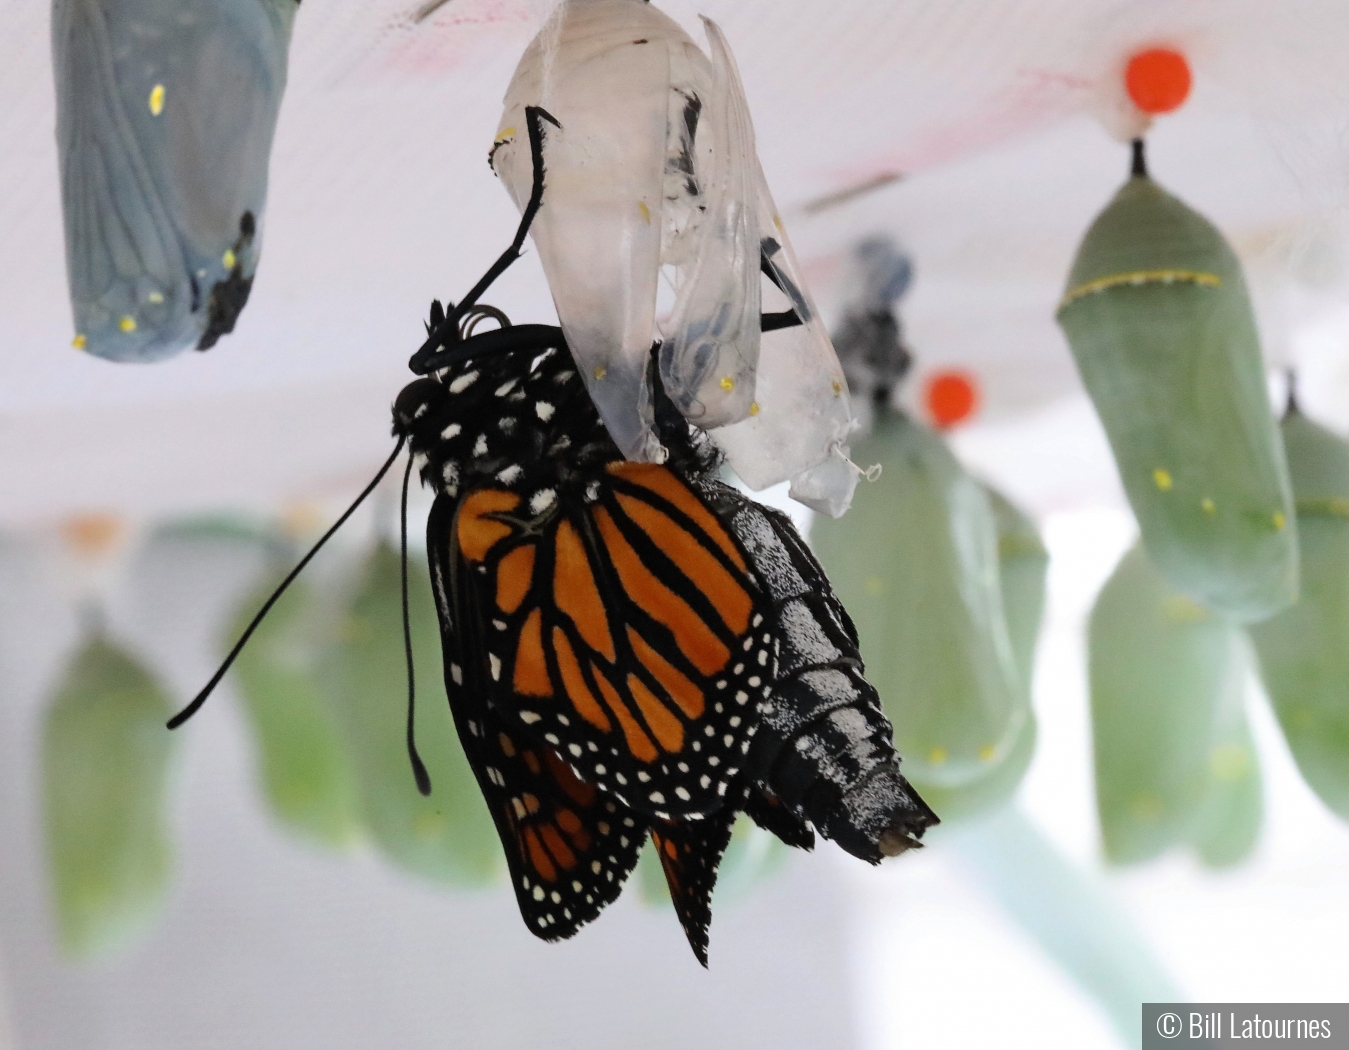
[393,341,624,503]
[393,335,722,503]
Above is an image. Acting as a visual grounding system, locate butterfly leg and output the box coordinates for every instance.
[452,105,561,321]
[759,240,805,333]
[409,105,562,373]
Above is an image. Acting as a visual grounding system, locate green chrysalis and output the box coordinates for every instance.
[1057,147,1297,623]
[985,485,1049,695]
[1090,543,1261,865]
[1248,405,1349,820]
[905,485,1045,822]
[330,543,500,886]
[229,567,362,851]
[53,0,299,360]
[42,638,178,958]
[810,413,1026,792]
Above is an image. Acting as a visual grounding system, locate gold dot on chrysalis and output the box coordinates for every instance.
[148,291,164,304]
[831,380,843,395]
[719,376,734,392]
[1273,511,1287,531]
[928,746,948,764]
[1201,497,1216,515]
[748,401,760,416]
[593,366,607,380]
[72,333,87,350]
[119,315,137,333]
[1153,468,1173,491]
[638,201,651,223]
[978,744,997,762]
[1130,792,1164,823]
[222,248,236,270]
[149,84,165,115]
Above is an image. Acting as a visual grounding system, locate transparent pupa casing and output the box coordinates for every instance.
[810,413,1026,791]
[493,0,855,514]
[1089,544,1262,867]
[329,543,500,887]
[53,0,298,361]
[1057,168,1297,622]
[42,638,179,959]
[1249,408,1349,821]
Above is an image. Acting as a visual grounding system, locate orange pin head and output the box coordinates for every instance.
[924,370,979,430]
[1125,48,1192,115]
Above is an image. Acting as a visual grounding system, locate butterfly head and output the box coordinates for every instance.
[392,377,445,440]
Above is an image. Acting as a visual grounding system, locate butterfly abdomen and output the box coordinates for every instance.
[715,486,939,861]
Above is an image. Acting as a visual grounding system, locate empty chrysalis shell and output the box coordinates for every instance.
[53,0,299,361]
[1056,153,1297,622]
[229,567,362,851]
[1248,406,1349,821]
[810,413,1025,792]
[493,0,855,513]
[42,638,179,958]
[329,543,500,886]
[1089,544,1261,866]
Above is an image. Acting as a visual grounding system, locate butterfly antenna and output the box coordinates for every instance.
[401,452,432,796]
[167,437,408,730]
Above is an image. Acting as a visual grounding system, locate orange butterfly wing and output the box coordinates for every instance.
[427,495,650,940]
[448,463,774,821]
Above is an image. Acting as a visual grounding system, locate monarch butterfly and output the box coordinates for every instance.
[53,0,298,361]
[1056,140,1297,622]
[172,106,936,965]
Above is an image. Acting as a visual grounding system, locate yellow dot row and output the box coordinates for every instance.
[1151,467,1287,529]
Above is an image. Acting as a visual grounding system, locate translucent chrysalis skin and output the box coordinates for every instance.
[493,0,856,514]
[330,544,501,886]
[229,569,362,851]
[1056,168,1297,622]
[810,412,1025,791]
[1248,408,1349,820]
[53,0,298,361]
[1089,544,1261,866]
[42,639,178,959]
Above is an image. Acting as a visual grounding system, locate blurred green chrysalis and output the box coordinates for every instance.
[53,0,299,360]
[810,412,1026,793]
[912,485,1045,822]
[229,566,362,851]
[42,637,179,958]
[985,485,1048,695]
[330,543,500,886]
[1248,403,1349,820]
[1056,143,1297,623]
[1089,543,1261,866]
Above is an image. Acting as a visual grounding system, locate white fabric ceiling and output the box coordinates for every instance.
[4,0,1349,526]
